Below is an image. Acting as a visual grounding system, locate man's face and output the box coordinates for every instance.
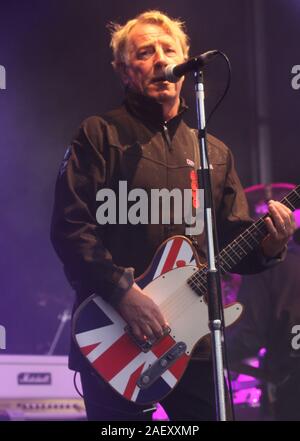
[122,23,185,104]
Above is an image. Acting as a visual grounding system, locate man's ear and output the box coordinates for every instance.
[117,62,130,86]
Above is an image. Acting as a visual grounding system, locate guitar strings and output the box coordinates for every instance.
[151,188,300,325]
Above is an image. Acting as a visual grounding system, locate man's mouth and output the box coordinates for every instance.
[151,76,167,83]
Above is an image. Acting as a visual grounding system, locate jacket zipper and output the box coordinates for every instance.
[162,124,172,150]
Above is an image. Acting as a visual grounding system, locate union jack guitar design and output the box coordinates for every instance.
[73,184,300,405]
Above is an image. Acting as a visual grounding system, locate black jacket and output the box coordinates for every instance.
[51,91,275,369]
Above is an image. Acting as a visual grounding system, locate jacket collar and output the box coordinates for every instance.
[123,88,188,129]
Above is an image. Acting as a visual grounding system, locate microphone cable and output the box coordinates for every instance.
[205,51,232,128]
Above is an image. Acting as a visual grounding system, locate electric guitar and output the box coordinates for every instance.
[73,184,300,405]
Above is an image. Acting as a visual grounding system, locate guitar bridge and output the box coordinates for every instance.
[137,342,187,389]
[124,325,171,353]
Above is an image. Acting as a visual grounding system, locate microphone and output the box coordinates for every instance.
[154,50,219,83]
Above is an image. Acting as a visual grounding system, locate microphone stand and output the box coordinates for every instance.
[194,69,227,421]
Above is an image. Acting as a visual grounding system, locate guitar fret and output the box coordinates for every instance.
[222,249,237,266]
[283,190,299,210]
[190,271,206,292]
[196,277,207,292]
[287,194,298,204]
[246,234,259,245]
[219,262,227,273]
[188,279,202,294]
[245,229,260,244]
[285,200,295,210]
[245,223,265,243]
[188,278,206,295]
[196,273,206,284]
[190,277,203,290]
[232,240,247,257]
[252,222,265,235]
[193,268,210,292]
[219,257,231,272]
[238,235,254,251]
[227,242,241,259]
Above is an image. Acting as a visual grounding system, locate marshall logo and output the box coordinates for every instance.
[18,372,52,385]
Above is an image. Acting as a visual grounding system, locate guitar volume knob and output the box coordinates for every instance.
[141,375,150,384]
[160,358,168,367]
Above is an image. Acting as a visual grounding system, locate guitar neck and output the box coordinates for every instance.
[219,184,300,272]
[188,184,300,294]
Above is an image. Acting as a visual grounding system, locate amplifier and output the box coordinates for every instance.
[0,354,86,420]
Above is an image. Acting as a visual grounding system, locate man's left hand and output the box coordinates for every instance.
[261,200,296,258]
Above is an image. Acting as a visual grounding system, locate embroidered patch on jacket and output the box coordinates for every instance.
[186,158,195,167]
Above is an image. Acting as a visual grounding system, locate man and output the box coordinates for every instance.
[51,11,294,420]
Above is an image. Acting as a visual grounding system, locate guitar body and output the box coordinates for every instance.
[73,236,243,405]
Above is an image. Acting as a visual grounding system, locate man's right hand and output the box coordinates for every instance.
[116,283,168,342]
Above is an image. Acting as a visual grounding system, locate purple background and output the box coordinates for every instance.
[0,0,299,354]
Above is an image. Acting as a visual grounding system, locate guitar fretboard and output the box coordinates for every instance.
[187,184,300,296]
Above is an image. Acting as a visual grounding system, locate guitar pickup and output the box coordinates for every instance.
[137,342,187,389]
[124,325,171,353]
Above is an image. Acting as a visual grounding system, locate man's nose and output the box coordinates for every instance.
[153,47,168,68]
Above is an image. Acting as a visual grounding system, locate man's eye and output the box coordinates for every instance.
[165,48,176,55]
[137,48,153,59]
